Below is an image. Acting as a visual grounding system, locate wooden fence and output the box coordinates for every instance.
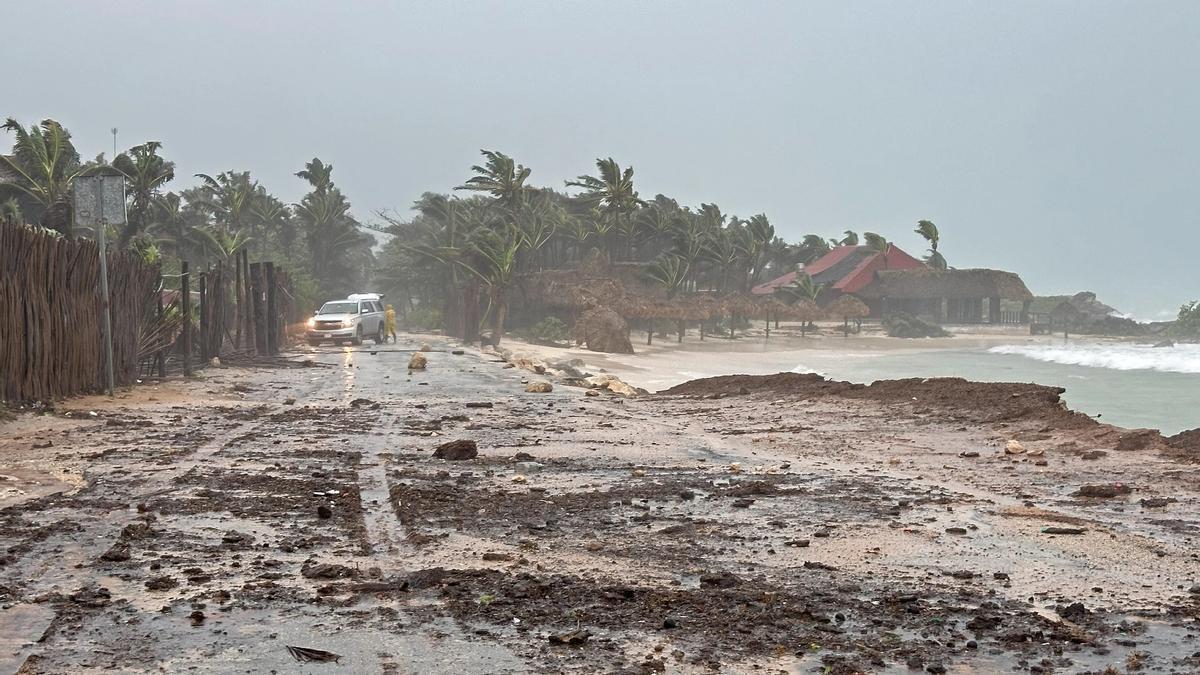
[0,223,159,402]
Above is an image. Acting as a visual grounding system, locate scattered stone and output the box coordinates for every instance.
[945,527,968,535]
[1005,440,1025,455]
[1056,602,1090,621]
[145,576,178,591]
[408,353,428,370]
[68,586,111,607]
[465,401,494,409]
[283,397,296,405]
[678,490,696,501]
[434,439,478,461]
[1140,497,1176,508]
[993,572,1010,580]
[584,389,600,397]
[99,542,131,562]
[513,452,536,461]
[300,561,356,579]
[1081,450,1108,460]
[548,629,591,646]
[222,530,253,546]
[317,505,333,519]
[525,381,553,393]
[1072,483,1132,499]
[188,610,205,626]
[803,561,837,571]
[350,398,380,409]
[699,571,741,588]
[785,539,811,548]
[662,617,680,629]
[451,349,465,355]
[482,552,513,562]
[1042,526,1086,535]
[959,451,979,458]
[731,498,755,508]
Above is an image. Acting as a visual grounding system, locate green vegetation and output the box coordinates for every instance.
[526,317,569,345]
[376,149,948,345]
[1,117,373,304]
[1172,301,1200,339]
[884,312,951,338]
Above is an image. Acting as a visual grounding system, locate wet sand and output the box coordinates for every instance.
[1,335,1198,673]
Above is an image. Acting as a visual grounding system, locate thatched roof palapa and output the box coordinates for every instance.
[824,294,870,320]
[858,268,1033,301]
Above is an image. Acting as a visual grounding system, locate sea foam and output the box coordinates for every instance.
[988,343,1200,374]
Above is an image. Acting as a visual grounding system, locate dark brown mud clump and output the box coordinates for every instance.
[1161,427,1200,462]
[659,373,1096,428]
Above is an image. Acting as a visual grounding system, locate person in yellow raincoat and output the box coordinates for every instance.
[384,304,397,343]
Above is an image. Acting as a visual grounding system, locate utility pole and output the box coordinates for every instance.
[73,174,124,397]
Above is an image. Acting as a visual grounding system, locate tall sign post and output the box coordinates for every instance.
[73,174,126,397]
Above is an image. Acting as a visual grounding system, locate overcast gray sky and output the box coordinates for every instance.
[7,1,1198,318]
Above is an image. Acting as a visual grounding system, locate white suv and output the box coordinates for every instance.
[307,294,387,346]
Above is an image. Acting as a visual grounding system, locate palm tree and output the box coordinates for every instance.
[863,231,891,269]
[194,171,257,237]
[461,220,526,346]
[915,219,946,270]
[566,157,646,259]
[739,214,775,290]
[1,118,87,236]
[148,192,202,261]
[798,234,832,264]
[456,150,531,209]
[113,141,175,248]
[836,230,859,247]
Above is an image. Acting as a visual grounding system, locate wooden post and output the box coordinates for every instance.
[234,254,243,349]
[156,283,166,378]
[250,262,266,355]
[198,271,208,361]
[243,251,256,351]
[181,262,192,376]
[764,310,770,341]
[265,262,278,355]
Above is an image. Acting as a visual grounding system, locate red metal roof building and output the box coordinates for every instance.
[751,245,927,297]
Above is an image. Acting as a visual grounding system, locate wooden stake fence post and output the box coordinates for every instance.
[156,283,166,378]
[265,262,278,355]
[198,271,208,362]
[250,262,266,355]
[181,262,192,376]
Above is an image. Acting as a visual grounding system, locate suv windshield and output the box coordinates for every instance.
[318,302,358,315]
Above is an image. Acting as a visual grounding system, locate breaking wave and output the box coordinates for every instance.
[988,343,1200,374]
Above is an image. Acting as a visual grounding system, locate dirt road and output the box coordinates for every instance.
[1,337,1197,673]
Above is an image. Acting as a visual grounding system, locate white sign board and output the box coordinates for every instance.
[73,175,126,226]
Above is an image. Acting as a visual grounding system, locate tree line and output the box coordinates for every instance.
[0,118,373,309]
[376,150,949,343]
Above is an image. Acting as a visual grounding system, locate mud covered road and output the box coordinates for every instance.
[1,337,1198,674]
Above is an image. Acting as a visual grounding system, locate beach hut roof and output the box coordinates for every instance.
[824,294,870,319]
[858,268,1033,301]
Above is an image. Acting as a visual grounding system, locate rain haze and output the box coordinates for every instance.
[5,0,1198,317]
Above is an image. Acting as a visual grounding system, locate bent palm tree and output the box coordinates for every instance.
[915,219,946,270]
[566,157,646,259]
[113,141,175,248]
[1,118,87,236]
[456,150,531,209]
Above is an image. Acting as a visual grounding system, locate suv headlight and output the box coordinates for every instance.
[306,318,316,328]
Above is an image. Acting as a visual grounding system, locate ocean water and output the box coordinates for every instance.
[780,342,1199,435]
